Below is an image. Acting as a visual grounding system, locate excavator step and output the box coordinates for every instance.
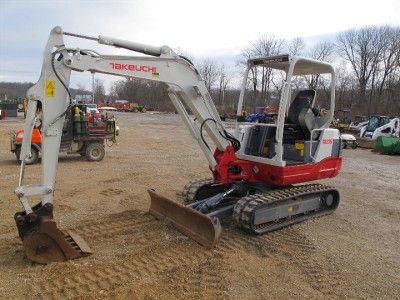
[148,189,222,249]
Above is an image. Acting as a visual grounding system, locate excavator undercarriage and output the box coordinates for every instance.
[149,179,340,248]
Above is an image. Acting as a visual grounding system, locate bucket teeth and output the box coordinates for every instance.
[15,203,92,264]
[148,189,222,248]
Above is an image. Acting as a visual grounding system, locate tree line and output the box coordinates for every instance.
[104,25,400,118]
[1,25,399,118]
[0,82,92,103]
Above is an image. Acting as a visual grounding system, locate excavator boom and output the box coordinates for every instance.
[16,26,232,262]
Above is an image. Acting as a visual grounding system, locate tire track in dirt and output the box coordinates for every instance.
[32,243,214,299]
[99,188,124,196]
[0,233,22,262]
[109,257,231,300]
[91,210,333,297]
[190,259,230,300]
[72,210,156,240]
[27,211,245,298]
[27,207,344,299]
[222,223,346,297]
[28,210,216,298]
[242,226,345,297]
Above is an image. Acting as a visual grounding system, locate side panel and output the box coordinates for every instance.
[313,128,341,162]
[252,157,342,186]
[213,146,342,186]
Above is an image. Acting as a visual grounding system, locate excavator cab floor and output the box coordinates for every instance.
[15,203,92,264]
[148,189,222,249]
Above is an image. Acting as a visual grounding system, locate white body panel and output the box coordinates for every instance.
[312,129,341,162]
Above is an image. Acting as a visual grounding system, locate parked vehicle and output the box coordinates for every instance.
[360,116,400,140]
[245,105,278,123]
[85,103,99,114]
[98,106,118,114]
[10,105,117,164]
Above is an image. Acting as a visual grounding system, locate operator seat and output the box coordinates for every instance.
[287,89,318,139]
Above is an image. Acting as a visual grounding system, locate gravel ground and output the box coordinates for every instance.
[0,113,399,299]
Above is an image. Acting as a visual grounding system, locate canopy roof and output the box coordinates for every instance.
[249,55,334,75]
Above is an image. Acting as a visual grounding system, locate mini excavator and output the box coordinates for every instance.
[15,27,342,263]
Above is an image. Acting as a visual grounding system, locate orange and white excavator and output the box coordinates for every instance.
[15,27,342,263]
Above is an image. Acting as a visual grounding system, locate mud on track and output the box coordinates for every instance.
[0,113,399,299]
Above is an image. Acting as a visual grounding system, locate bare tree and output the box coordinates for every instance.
[238,35,285,107]
[0,82,33,100]
[288,37,306,56]
[216,64,233,113]
[110,78,171,111]
[305,41,335,89]
[198,59,219,91]
[253,35,285,103]
[335,62,357,112]
[238,47,259,105]
[373,27,400,106]
[93,78,106,103]
[336,26,386,114]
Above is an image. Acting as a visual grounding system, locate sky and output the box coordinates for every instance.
[0,0,399,93]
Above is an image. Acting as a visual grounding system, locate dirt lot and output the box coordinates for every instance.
[0,113,399,299]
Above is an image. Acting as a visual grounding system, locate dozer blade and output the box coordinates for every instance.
[15,203,93,264]
[148,189,222,249]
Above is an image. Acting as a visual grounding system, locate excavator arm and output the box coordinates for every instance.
[15,26,236,263]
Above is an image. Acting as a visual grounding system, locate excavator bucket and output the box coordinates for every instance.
[14,203,92,264]
[148,190,222,248]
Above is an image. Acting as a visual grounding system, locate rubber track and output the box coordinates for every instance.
[182,178,213,203]
[233,184,339,233]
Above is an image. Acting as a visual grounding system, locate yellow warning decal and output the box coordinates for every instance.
[45,80,55,98]
[288,207,293,212]
[295,142,305,157]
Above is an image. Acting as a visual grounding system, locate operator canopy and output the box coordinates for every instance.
[249,55,334,75]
